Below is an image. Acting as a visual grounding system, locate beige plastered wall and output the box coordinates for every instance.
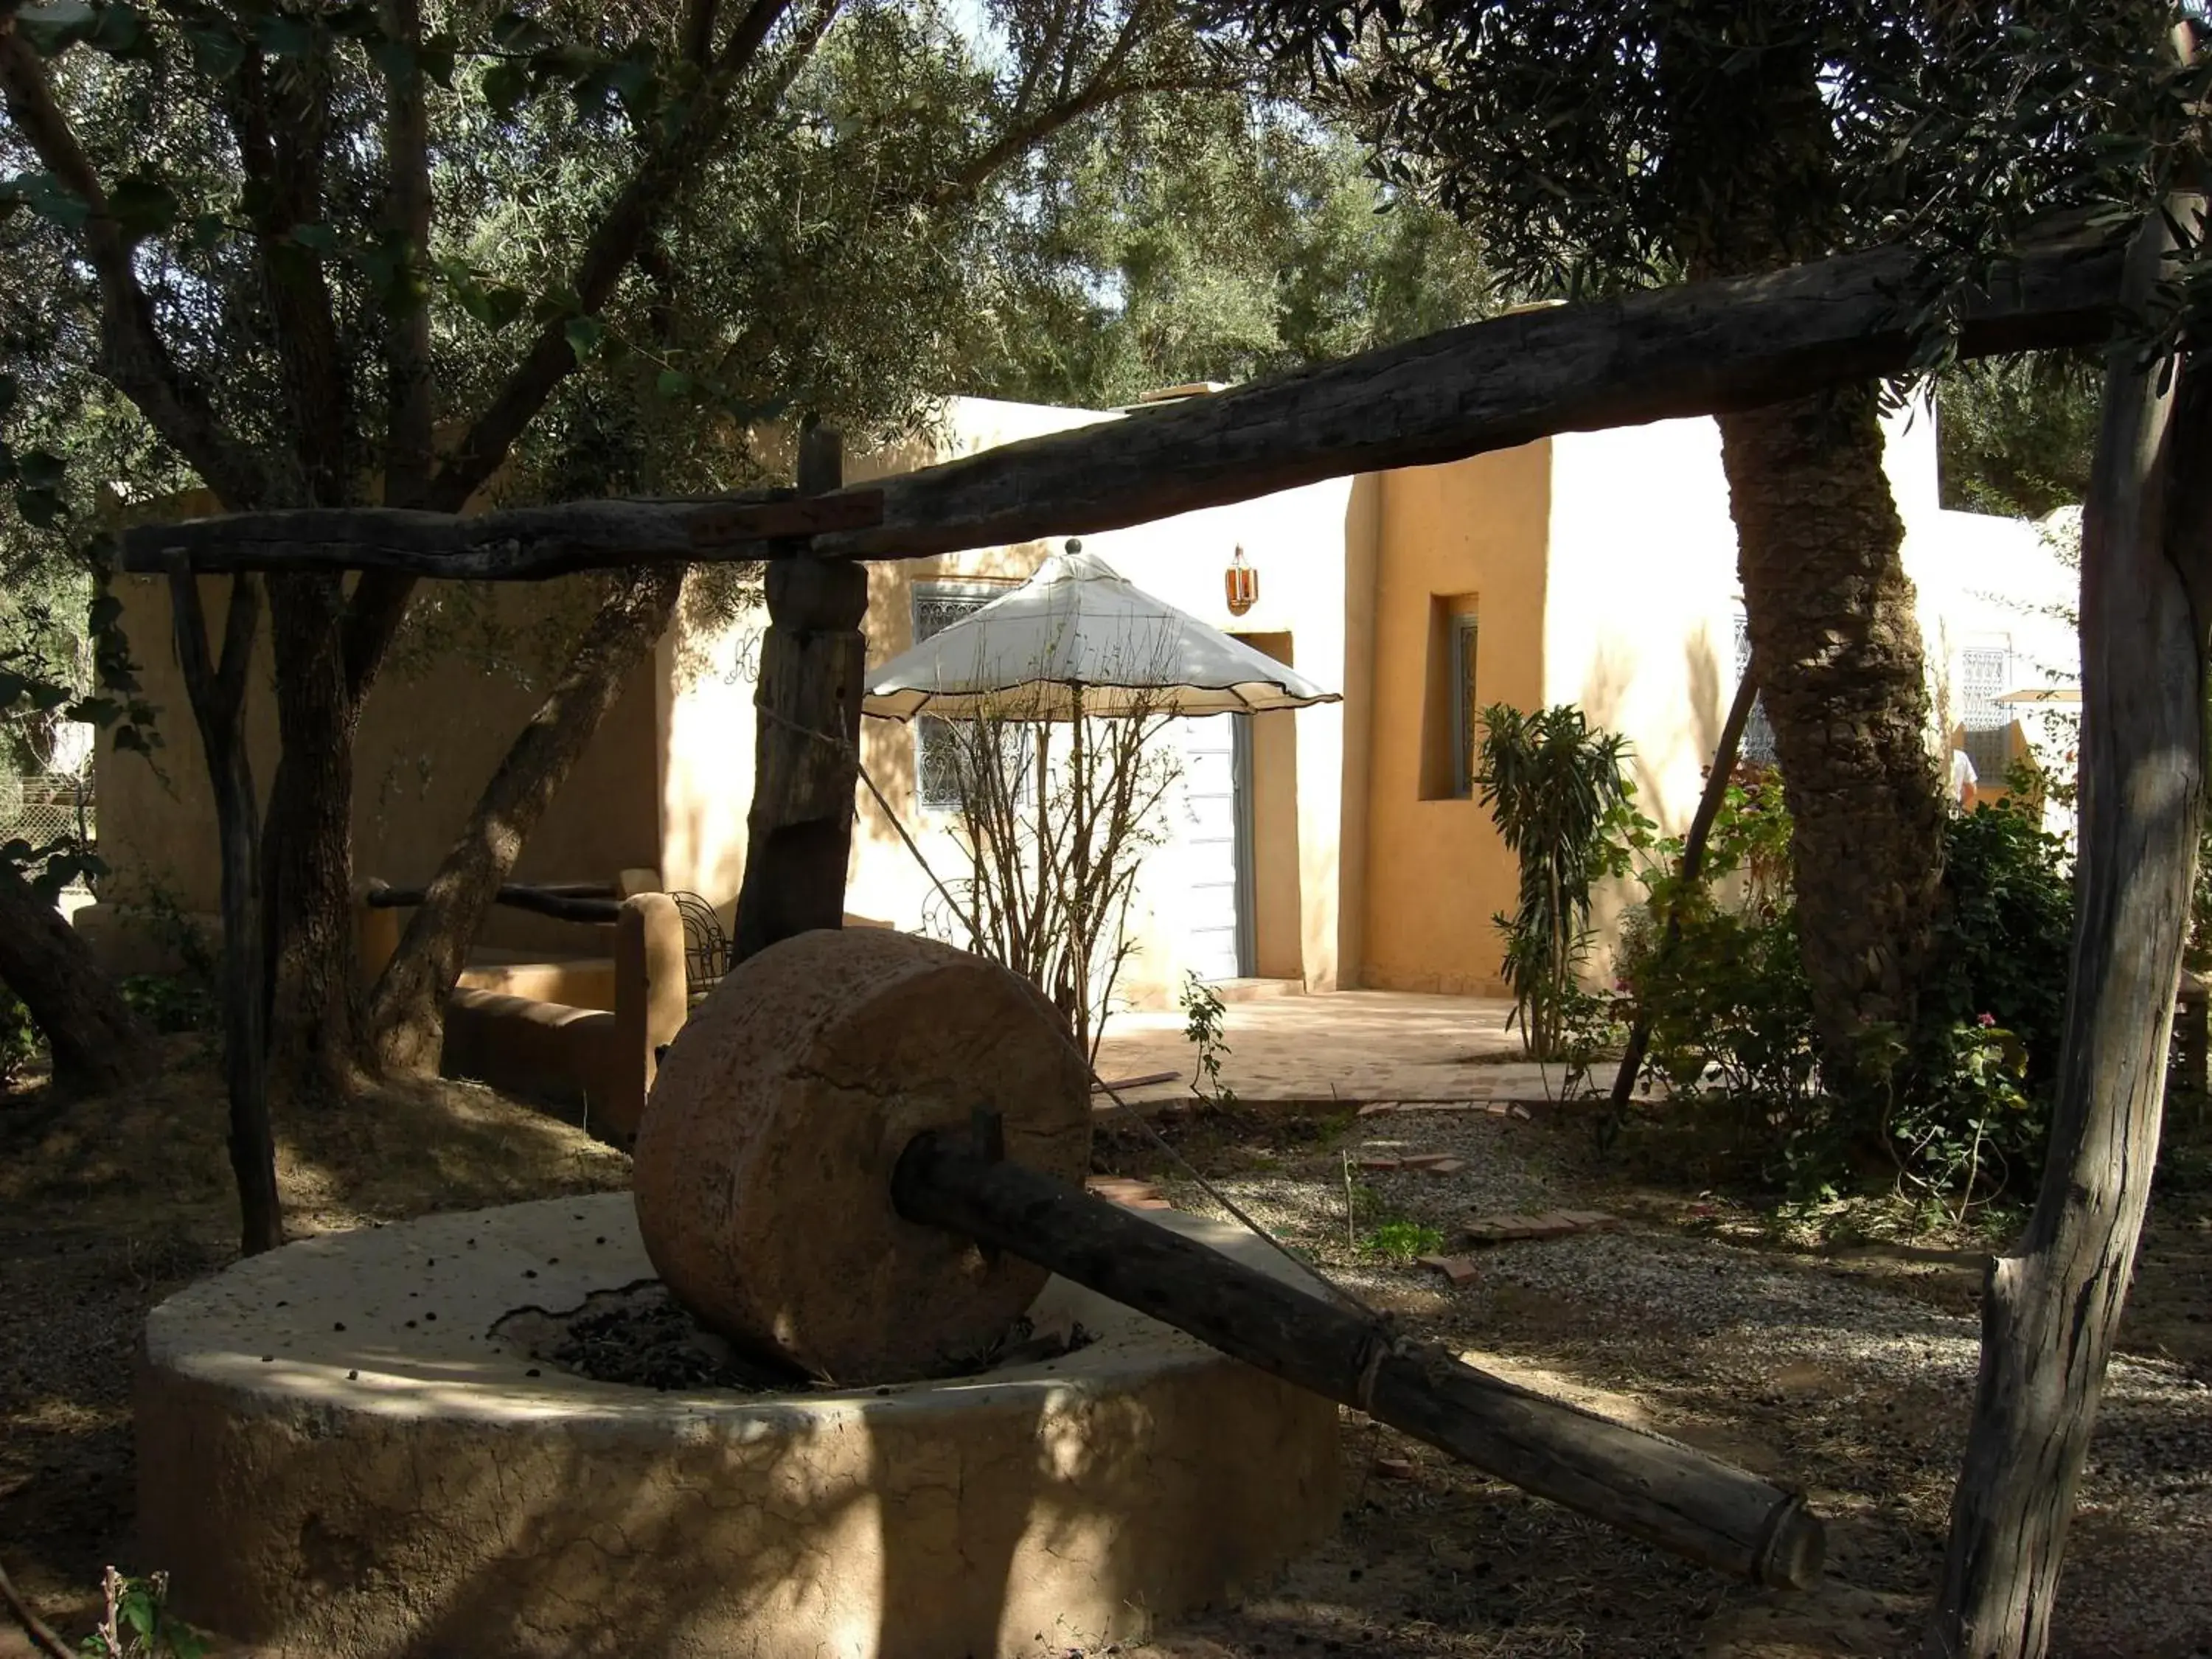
[1543,417,1746,979]
[89,570,661,967]
[1355,443,1553,995]
[660,395,1365,1009]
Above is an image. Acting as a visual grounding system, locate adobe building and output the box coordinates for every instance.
[86,392,2075,1009]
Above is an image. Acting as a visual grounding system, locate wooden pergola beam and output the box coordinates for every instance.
[120,226,2124,580]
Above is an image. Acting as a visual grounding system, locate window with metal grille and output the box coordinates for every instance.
[912,582,1028,813]
[1731,609,1780,769]
[1961,645,2014,781]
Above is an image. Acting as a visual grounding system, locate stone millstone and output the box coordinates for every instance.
[632,927,1091,1382]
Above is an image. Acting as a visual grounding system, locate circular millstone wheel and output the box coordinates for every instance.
[632,927,1091,1383]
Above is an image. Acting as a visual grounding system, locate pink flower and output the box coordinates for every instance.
[1977,1012,1997,1028]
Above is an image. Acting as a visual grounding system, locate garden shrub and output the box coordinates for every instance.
[1473,701,1636,1061]
[0,986,40,1090]
[1617,773,2075,1206]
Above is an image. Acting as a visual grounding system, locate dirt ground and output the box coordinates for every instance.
[3,1037,2208,1658]
[1096,1102,2212,1659]
[0,1035,631,1641]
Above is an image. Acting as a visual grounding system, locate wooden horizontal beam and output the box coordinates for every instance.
[120,226,2124,580]
[122,488,886,579]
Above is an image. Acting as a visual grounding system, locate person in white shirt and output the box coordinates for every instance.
[1949,746,1978,812]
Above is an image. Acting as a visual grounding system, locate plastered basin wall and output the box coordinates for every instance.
[138,1194,1342,1659]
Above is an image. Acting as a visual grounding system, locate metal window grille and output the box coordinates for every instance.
[1961,646,2014,781]
[1731,611,1780,768]
[1,771,92,849]
[912,584,1029,813]
[1449,614,1480,798]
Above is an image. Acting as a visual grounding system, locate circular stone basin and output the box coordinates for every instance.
[138,1193,1343,1659]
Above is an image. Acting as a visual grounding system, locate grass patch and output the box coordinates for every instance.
[1362,1216,1445,1264]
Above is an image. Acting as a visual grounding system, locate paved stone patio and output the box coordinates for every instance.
[1091,991,1589,1107]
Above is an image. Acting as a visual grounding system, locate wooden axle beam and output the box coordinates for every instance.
[364,879,622,925]
[891,1126,1826,1590]
[120,226,2124,581]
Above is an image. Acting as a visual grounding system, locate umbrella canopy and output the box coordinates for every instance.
[863,547,1341,720]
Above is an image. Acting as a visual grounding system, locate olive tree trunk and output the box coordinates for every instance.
[1717,384,1945,1102]
[364,565,686,1075]
[0,860,160,1093]
[260,574,364,1098]
[1927,201,2208,1659]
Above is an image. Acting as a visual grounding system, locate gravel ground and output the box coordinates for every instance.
[4,1054,2205,1658]
[1094,1103,2212,1659]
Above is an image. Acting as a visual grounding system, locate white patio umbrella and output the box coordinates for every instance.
[863,545,1340,720]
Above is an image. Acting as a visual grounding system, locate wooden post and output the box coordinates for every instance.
[1927,195,2211,1659]
[732,423,869,962]
[894,1126,1826,1590]
[167,564,283,1256]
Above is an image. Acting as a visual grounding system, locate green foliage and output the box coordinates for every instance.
[1920,800,2077,1100]
[1619,888,1820,1110]
[77,1567,206,1659]
[1178,970,1237,1109]
[119,973,215,1035]
[976,99,1498,406]
[1935,352,2101,518]
[1360,1214,1445,1265]
[1245,0,2211,358]
[1473,702,1634,1061]
[1618,776,2075,1206]
[0,985,41,1089]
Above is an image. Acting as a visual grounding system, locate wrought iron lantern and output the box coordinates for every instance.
[1224,544,1258,616]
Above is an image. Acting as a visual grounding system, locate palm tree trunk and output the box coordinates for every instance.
[1717,383,1945,1107]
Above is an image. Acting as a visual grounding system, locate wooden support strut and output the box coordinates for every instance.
[892,1125,1826,1591]
[729,422,869,964]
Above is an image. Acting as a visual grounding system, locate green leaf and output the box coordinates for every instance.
[187,211,229,251]
[117,1585,156,1638]
[562,314,604,363]
[420,32,459,86]
[16,485,65,529]
[655,369,692,399]
[5,171,91,231]
[479,288,527,332]
[492,8,554,52]
[184,22,246,77]
[482,58,530,117]
[87,1,148,57]
[327,4,383,39]
[16,1,97,55]
[254,14,315,58]
[288,221,341,254]
[604,58,658,121]
[109,172,179,240]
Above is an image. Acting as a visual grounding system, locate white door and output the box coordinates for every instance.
[1172,716,1252,983]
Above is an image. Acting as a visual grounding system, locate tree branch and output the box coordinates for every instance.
[0,1555,72,1659]
[381,0,435,509]
[0,24,264,506]
[424,0,799,512]
[229,39,349,504]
